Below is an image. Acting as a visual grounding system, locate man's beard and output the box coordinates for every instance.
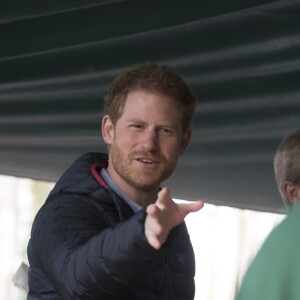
[110,141,176,191]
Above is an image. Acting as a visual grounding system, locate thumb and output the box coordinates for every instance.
[179,200,204,216]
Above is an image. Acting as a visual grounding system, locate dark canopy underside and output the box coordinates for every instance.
[1,0,300,213]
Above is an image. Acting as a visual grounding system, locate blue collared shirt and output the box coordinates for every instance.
[100,168,143,213]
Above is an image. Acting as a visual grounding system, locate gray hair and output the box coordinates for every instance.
[274,129,300,206]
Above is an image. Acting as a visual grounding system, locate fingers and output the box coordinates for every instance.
[146,203,158,216]
[145,187,205,250]
[145,219,164,250]
[155,187,171,209]
[146,233,162,250]
[145,204,164,250]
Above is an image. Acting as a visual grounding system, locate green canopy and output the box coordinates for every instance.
[1,0,299,213]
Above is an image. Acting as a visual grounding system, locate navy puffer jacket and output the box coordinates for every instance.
[27,152,196,300]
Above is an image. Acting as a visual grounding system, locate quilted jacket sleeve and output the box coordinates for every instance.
[30,193,171,299]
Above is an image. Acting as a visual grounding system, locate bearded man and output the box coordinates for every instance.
[27,63,204,300]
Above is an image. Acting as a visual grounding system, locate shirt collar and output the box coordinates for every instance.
[100,168,143,213]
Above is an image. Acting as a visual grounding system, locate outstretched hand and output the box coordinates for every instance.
[144,187,204,250]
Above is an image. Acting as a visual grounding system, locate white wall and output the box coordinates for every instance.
[0,175,284,300]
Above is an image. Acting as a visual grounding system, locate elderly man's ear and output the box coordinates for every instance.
[283,181,300,206]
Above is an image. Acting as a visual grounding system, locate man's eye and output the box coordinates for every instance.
[160,128,172,134]
[131,124,143,129]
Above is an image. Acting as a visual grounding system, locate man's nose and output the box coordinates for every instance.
[141,130,159,151]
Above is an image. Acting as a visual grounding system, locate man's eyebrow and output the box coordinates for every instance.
[126,118,144,123]
[126,118,177,128]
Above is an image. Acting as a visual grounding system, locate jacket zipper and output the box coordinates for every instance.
[164,257,172,300]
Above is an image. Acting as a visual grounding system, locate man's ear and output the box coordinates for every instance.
[282,181,300,206]
[102,115,114,145]
[179,128,192,155]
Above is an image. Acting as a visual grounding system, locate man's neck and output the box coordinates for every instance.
[101,168,159,208]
